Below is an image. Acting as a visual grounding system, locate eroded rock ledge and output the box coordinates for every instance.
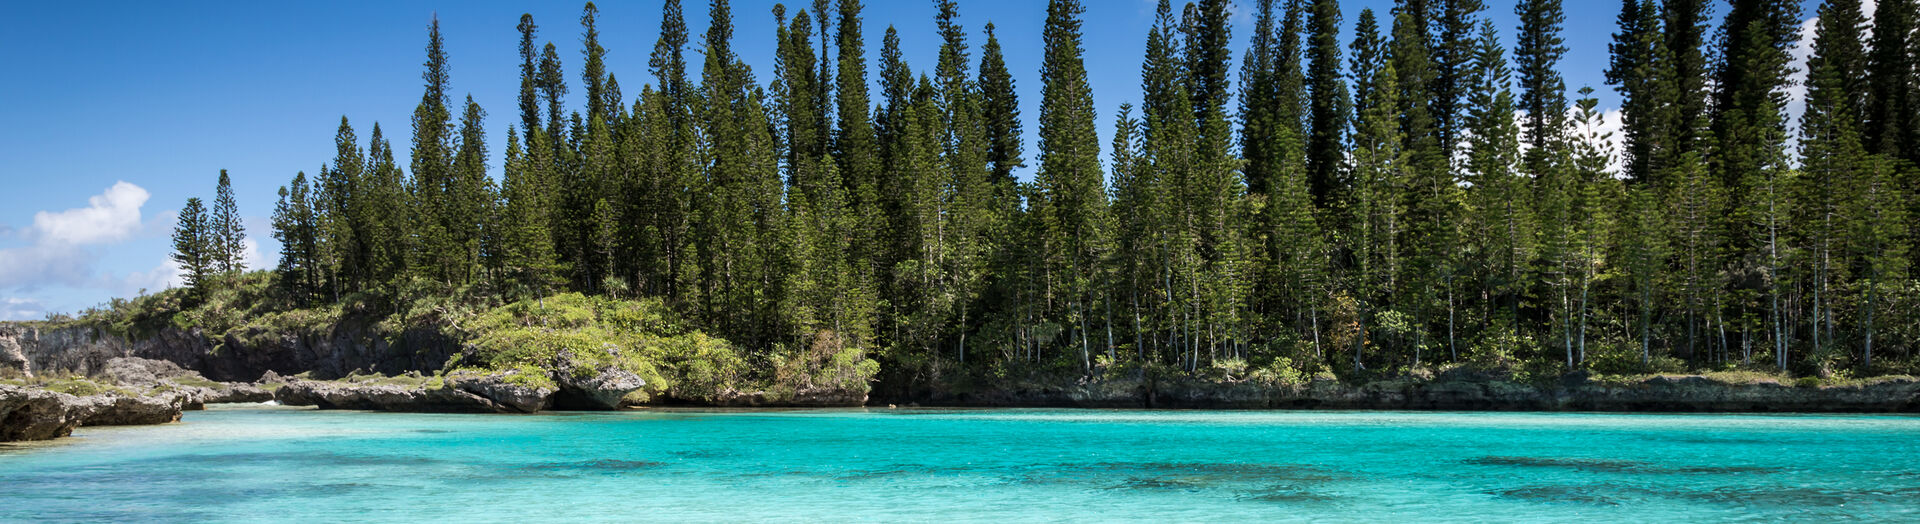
[894,370,1920,412]
[271,355,870,413]
[1,357,277,442]
[0,385,190,441]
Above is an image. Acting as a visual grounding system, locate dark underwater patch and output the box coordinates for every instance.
[1492,485,1624,506]
[1241,484,1338,504]
[669,448,731,459]
[1673,485,1920,508]
[1467,456,1651,473]
[1017,461,1340,497]
[1109,477,1204,491]
[520,458,666,474]
[157,450,442,469]
[1467,455,1779,475]
[832,463,980,482]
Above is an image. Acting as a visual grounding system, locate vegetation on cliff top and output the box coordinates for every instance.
[48,271,876,403]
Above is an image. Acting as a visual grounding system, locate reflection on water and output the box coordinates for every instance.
[0,407,1916,522]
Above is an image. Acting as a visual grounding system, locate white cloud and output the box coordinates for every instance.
[111,258,185,297]
[1225,0,1251,25]
[240,236,267,272]
[0,243,94,290]
[0,298,46,321]
[0,182,154,290]
[80,223,263,299]
[30,181,149,246]
[1582,107,1628,175]
[1510,106,1628,176]
[145,209,179,237]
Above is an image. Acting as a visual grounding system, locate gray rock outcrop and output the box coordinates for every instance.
[551,349,647,410]
[1,384,194,441]
[78,393,187,426]
[274,379,506,413]
[447,370,554,413]
[273,360,658,414]
[0,385,92,441]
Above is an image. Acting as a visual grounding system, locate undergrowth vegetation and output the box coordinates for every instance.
[51,276,879,403]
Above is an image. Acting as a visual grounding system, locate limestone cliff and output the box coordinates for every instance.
[0,321,457,383]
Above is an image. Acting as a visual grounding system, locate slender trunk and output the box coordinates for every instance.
[1743,327,1751,366]
[1189,265,1201,372]
[958,302,967,365]
[1311,304,1322,359]
[1563,283,1574,368]
[1105,290,1115,363]
[1414,309,1424,368]
[1823,250,1835,355]
[1081,298,1092,374]
[1352,310,1367,374]
[1640,284,1652,366]
[1577,282,1589,366]
[1720,312,1735,364]
[1812,267,1822,361]
[1133,291,1144,362]
[1767,199,1784,370]
[1865,274,1876,369]
[1447,277,1457,362]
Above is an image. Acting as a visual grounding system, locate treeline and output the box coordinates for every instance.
[172,0,1920,381]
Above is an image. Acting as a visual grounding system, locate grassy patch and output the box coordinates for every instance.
[340,371,438,389]
[166,375,222,389]
[33,377,134,397]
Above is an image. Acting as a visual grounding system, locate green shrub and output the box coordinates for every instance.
[36,378,129,397]
[451,293,760,402]
[656,332,747,400]
[1248,356,1307,386]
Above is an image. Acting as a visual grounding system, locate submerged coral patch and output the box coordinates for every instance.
[1242,484,1339,504]
[1493,485,1625,506]
[1466,455,1780,475]
[520,458,667,475]
[1018,462,1339,495]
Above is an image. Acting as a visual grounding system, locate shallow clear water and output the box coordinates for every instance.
[3,406,1918,522]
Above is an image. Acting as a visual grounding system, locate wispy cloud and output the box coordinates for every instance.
[0,243,95,291]
[0,182,155,290]
[0,297,46,321]
[107,258,185,298]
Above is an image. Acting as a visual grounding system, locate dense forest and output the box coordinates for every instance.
[162,0,1920,387]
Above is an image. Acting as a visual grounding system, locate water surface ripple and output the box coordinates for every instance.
[2,406,1916,522]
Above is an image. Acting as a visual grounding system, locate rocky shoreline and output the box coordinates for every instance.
[888,370,1920,413]
[268,375,871,413]
[6,320,1920,442]
[1,357,274,442]
[1,321,880,441]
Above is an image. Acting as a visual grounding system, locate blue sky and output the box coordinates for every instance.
[0,0,1828,319]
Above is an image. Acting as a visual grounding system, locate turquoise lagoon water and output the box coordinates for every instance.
[3,406,1918,522]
